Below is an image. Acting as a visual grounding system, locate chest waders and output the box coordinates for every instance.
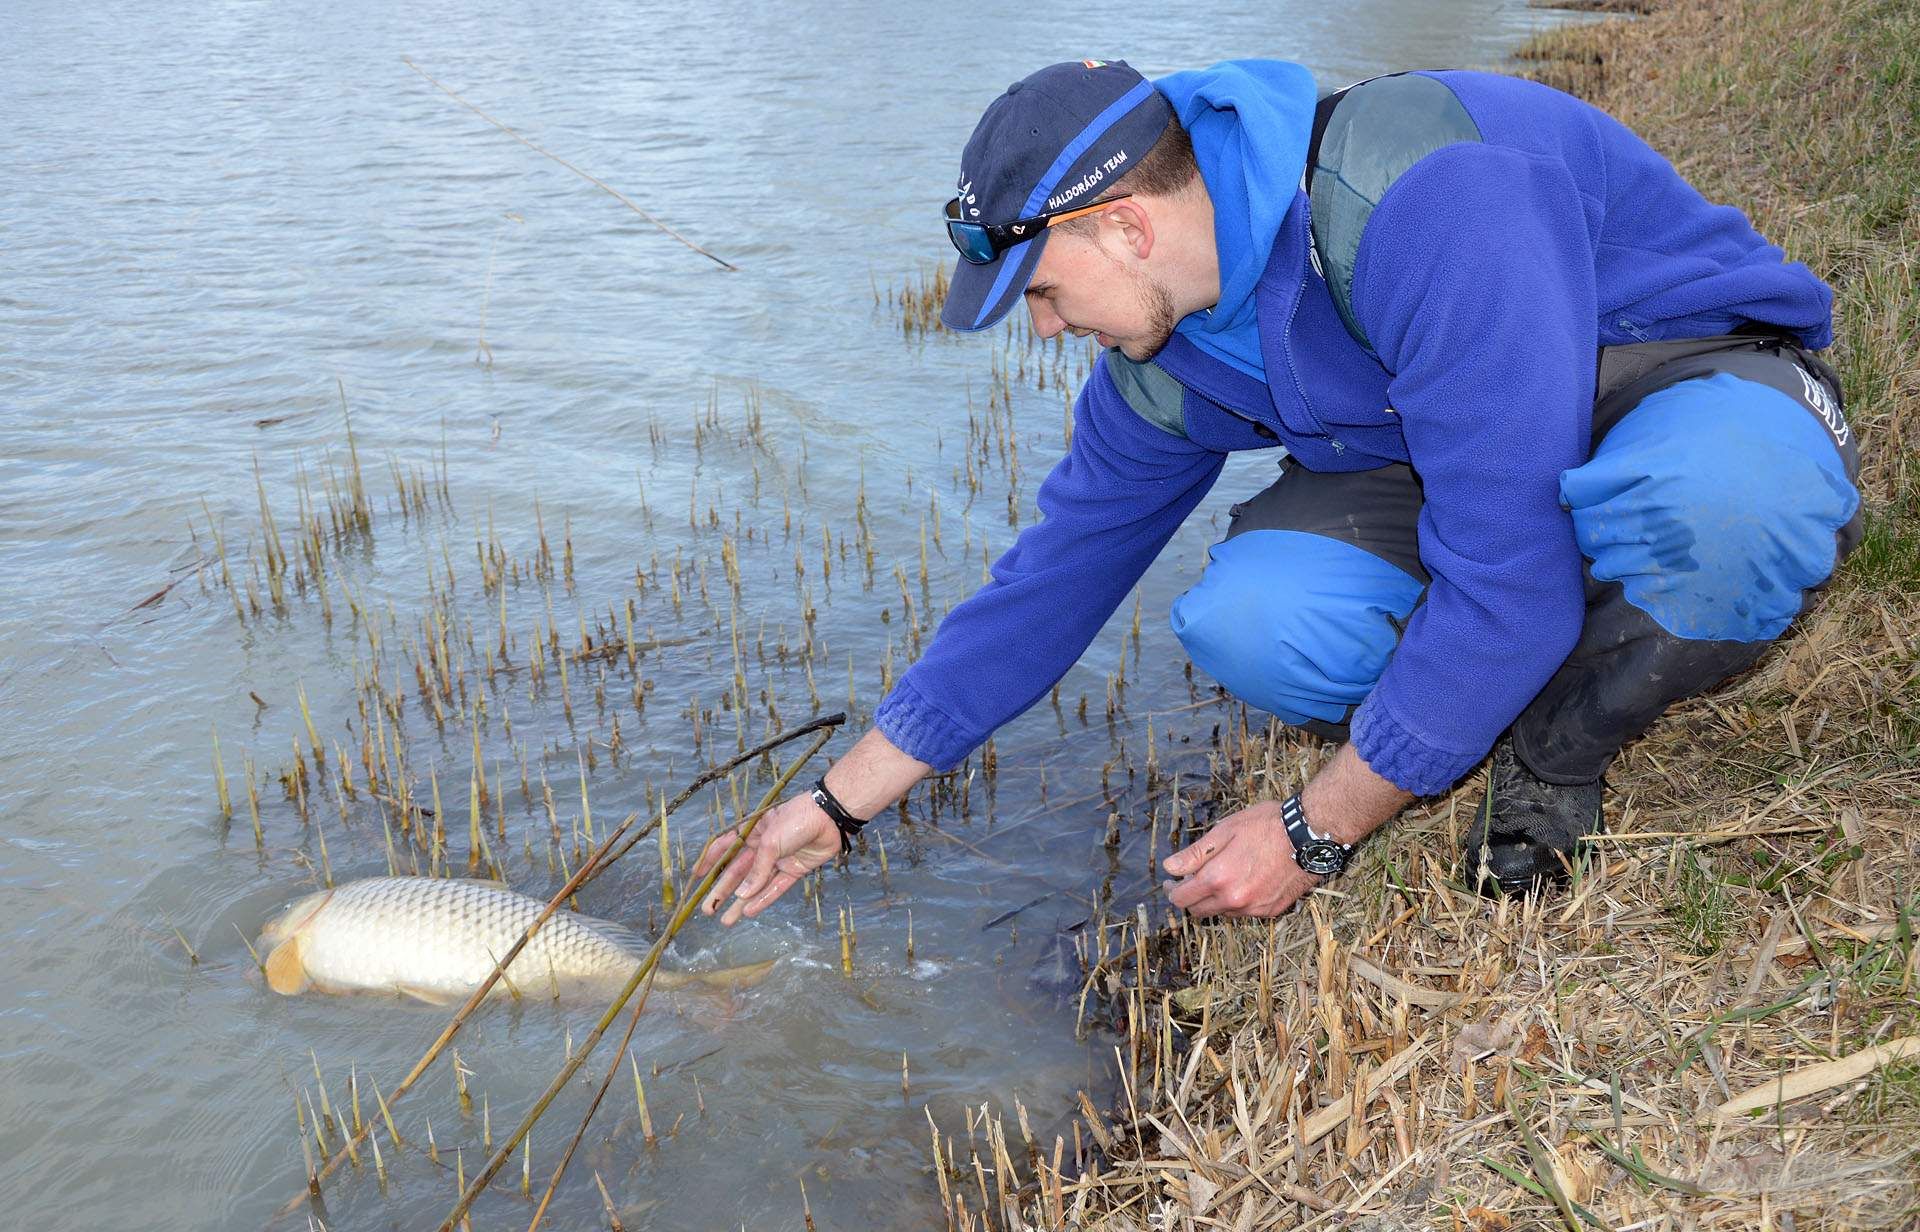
[1159,73,1863,892]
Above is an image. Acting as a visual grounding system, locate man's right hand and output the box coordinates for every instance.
[693,793,843,926]
[694,726,930,926]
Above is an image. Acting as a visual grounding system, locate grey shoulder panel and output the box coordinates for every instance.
[1310,74,1482,355]
[1104,350,1188,438]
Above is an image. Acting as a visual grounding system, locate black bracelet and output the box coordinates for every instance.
[811,776,869,854]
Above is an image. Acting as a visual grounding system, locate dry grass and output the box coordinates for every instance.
[930,4,1920,1229]
[1531,0,1665,14]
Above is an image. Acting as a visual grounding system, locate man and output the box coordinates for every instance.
[696,58,1859,923]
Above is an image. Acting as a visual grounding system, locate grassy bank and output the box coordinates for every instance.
[954,4,1918,1230]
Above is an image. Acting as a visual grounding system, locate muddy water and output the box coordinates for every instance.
[0,3,1583,1227]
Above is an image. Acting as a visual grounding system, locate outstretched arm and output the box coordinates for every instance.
[698,355,1226,925]
[874,354,1227,768]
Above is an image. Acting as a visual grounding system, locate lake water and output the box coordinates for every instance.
[0,3,1583,1228]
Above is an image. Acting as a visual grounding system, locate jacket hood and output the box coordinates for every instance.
[1155,60,1318,378]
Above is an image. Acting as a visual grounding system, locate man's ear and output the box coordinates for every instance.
[1104,198,1155,261]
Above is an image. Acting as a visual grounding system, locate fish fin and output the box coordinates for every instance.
[590,919,645,950]
[263,937,309,995]
[447,876,510,890]
[655,958,777,993]
[395,983,459,1006]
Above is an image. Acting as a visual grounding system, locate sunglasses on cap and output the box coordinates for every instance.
[943,194,1133,265]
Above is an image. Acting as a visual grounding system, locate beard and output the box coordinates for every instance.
[1126,269,1180,360]
[1112,258,1180,362]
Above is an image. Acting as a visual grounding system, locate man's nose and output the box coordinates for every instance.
[1027,296,1065,339]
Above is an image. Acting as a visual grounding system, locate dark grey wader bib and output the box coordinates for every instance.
[1221,332,1861,783]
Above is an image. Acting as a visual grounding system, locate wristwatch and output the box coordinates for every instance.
[1280,793,1354,877]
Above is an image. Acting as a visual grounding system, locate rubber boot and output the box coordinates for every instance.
[1464,578,1773,898]
[1461,735,1605,897]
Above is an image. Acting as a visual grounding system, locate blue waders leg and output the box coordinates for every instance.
[1472,342,1860,892]
[1511,346,1862,784]
[1169,460,1427,740]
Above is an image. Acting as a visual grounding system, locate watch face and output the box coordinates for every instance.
[1296,840,1347,877]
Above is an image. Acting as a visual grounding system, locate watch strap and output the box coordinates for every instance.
[1281,793,1353,877]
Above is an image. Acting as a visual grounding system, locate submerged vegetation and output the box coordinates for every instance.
[185,251,1151,1226]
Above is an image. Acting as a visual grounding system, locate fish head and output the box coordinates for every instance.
[259,887,336,946]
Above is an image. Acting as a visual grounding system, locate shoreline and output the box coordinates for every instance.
[971,4,1919,1229]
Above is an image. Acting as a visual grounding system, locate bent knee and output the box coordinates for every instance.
[1562,372,1860,642]
[1170,530,1423,724]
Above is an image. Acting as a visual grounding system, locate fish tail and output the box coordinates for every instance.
[653,958,777,992]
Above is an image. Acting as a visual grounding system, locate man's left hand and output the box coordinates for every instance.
[1163,743,1411,918]
[1161,799,1318,917]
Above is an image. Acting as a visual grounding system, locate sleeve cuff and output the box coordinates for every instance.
[873,678,983,773]
[1350,692,1484,796]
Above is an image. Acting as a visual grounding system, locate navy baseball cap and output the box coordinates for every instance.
[942,59,1174,333]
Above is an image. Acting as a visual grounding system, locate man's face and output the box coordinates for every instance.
[1022,226,1179,363]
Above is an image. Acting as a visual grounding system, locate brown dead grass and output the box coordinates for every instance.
[929,3,1920,1229]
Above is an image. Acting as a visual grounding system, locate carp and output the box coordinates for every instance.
[259,876,772,1005]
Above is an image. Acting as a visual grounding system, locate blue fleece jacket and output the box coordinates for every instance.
[880,67,1835,794]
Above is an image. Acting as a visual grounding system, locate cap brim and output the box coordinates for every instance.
[940,231,1047,333]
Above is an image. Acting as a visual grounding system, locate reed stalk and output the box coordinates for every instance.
[630,1053,656,1147]
[656,796,674,909]
[370,1076,403,1149]
[234,924,266,977]
[211,726,231,818]
[595,1172,626,1231]
[244,757,262,847]
[579,712,846,886]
